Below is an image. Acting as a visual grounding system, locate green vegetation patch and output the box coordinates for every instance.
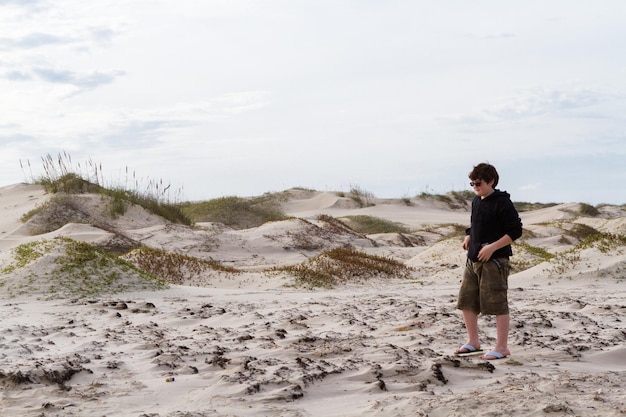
[510,241,555,273]
[115,189,190,225]
[123,247,241,284]
[515,242,555,262]
[1,240,58,273]
[1,238,167,299]
[341,215,410,234]
[547,232,626,277]
[272,247,414,288]
[576,232,626,253]
[181,195,288,229]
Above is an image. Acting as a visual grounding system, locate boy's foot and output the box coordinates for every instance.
[480,350,509,360]
[454,344,483,356]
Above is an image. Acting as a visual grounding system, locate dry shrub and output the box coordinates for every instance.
[123,247,240,284]
[21,194,92,234]
[348,185,375,208]
[273,247,414,288]
[578,203,600,217]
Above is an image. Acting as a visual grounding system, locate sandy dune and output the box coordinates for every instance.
[1,184,625,416]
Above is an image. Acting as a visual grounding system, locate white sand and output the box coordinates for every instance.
[1,184,625,416]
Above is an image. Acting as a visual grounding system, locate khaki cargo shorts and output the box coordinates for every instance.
[457,257,511,315]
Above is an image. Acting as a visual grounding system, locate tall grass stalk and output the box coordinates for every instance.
[23,151,189,224]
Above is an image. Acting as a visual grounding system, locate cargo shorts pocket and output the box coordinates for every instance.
[480,258,510,315]
[490,258,510,288]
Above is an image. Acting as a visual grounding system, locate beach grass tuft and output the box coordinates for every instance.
[347,185,375,208]
[23,151,190,225]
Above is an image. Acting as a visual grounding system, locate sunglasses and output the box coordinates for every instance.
[469,181,483,187]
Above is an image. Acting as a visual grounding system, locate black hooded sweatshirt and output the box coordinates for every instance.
[466,189,523,262]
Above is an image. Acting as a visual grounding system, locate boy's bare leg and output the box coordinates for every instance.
[481,314,511,359]
[495,313,511,354]
[458,309,481,351]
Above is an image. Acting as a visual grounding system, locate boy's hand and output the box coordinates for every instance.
[477,243,495,262]
[462,235,470,250]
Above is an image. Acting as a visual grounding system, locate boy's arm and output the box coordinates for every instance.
[477,234,513,262]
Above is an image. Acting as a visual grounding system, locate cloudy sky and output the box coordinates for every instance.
[1,0,625,204]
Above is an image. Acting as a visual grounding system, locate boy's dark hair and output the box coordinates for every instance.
[469,163,499,187]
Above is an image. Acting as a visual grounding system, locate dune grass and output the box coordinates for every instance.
[510,241,555,273]
[577,203,601,217]
[271,247,414,288]
[513,201,559,212]
[565,223,602,241]
[23,152,191,225]
[575,231,626,253]
[181,194,289,229]
[417,190,473,209]
[123,247,241,285]
[348,185,375,208]
[513,228,626,277]
[340,215,411,234]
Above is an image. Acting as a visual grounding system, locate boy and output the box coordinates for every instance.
[455,162,523,360]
